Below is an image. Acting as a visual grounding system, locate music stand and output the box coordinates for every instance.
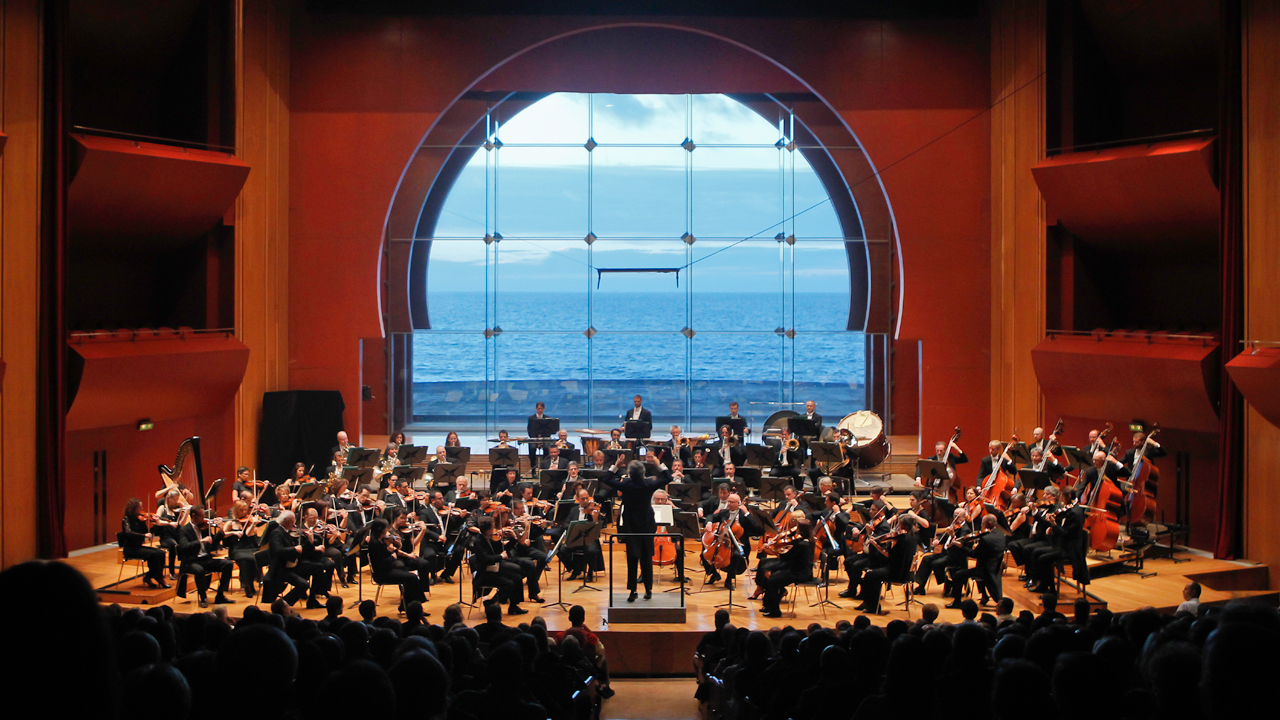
[760,476,790,502]
[398,445,428,466]
[809,442,843,467]
[624,420,651,442]
[552,499,577,524]
[1005,441,1030,465]
[674,511,701,540]
[342,466,374,490]
[394,466,426,486]
[539,470,569,498]
[715,416,748,439]
[489,447,519,468]
[787,416,819,440]
[445,446,471,465]
[735,466,763,490]
[565,521,602,592]
[347,447,380,469]
[685,467,712,490]
[745,444,773,467]
[849,502,873,523]
[295,482,326,503]
[203,478,224,511]
[1017,468,1054,496]
[528,417,560,439]
[431,463,464,487]
[603,449,634,467]
[667,482,700,508]
[801,492,825,514]
[1060,446,1092,472]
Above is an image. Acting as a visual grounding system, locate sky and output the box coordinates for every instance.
[427,93,856,295]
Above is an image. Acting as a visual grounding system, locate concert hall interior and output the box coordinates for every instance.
[2,0,1280,716]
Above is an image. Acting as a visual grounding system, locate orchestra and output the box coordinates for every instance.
[125,403,1167,624]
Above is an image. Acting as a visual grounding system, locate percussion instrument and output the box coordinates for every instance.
[838,411,890,469]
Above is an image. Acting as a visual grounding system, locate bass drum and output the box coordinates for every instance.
[839,411,890,469]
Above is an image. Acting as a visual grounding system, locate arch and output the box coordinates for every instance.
[383,23,901,339]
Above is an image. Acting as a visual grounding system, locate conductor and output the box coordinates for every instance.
[598,457,674,602]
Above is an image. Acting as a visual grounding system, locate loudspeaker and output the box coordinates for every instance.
[257,390,345,491]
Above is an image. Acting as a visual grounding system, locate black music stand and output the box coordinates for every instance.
[394,466,427,486]
[801,492,825,514]
[539,469,569,498]
[735,466,763,491]
[809,442,843,468]
[760,476,789,502]
[685,467,712,490]
[528,417,560,439]
[445,446,471,465]
[347,447,380,468]
[1017,468,1054,496]
[1059,446,1092,472]
[342,466,374,490]
[432,463,464,489]
[1005,441,1030,465]
[916,459,949,484]
[295,482,326,503]
[673,510,702,586]
[745,444,773,467]
[667,482,700,508]
[715,416,748,439]
[787,416,819,440]
[624,420,651,442]
[203,478,224,512]
[398,445,428,466]
[544,524,575,612]
[489,447,519,468]
[603,449,634,467]
[565,521,602,592]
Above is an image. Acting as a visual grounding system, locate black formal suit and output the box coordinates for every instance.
[659,438,693,466]
[555,505,605,575]
[709,441,747,470]
[527,413,552,468]
[1030,503,1088,590]
[1120,444,1167,470]
[976,455,1017,488]
[262,525,310,605]
[814,510,850,571]
[951,530,1007,602]
[598,465,675,593]
[540,455,570,471]
[1075,462,1122,497]
[936,450,970,467]
[756,539,814,613]
[700,495,729,520]
[771,444,803,477]
[623,405,653,424]
[175,523,233,600]
[369,535,428,603]
[858,532,919,612]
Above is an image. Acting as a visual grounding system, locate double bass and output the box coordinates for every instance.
[1083,440,1125,552]
[977,437,1018,514]
[937,427,963,501]
[1124,426,1161,525]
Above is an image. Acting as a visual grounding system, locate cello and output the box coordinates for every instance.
[701,518,746,574]
[1124,425,1161,525]
[653,525,678,567]
[1083,440,1125,552]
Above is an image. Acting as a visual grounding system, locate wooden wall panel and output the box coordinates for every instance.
[1242,0,1280,588]
[990,0,1047,440]
[233,0,290,470]
[0,0,43,568]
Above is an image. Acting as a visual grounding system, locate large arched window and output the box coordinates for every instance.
[412,93,866,432]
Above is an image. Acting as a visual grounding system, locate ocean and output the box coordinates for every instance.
[412,291,866,429]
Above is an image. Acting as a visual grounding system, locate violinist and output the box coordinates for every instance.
[597,457,675,601]
[222,500,263,596]
[386,506,433,581]
[362,517,429,605]
[913,507,970,596]
[506,498,547,603]
[815,492,850,573]
[412,490,448,578]
[755,511,814,618]
[947,513,1006,607]
[703,493,760,589]
[231,466,254,498]
[120,498,169,588]
[384,477,412,509]
[1027,487,1088,594]
[1011,486,1058,585]
[290,460,315,492]
[154,489,190,579]
[854,515,919,614]
[468,515,528,615]
[558,488,605,582]
[348,487,385,533]
[298,506,338,602]
[175,506,234,607]
[261,511,316,608]
[433,491,471,584]
[274,488,299,515]
[445,477,474,504]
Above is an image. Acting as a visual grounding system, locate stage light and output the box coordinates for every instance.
[137,419,154,431]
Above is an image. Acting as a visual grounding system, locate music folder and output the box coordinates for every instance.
[653,503,675,526]
[393,466,426,484]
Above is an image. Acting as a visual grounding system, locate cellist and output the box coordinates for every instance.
[702,493,760,589]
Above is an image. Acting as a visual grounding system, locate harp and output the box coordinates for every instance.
[159,436,205,503]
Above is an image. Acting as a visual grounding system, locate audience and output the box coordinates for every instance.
[1,558,1275,720]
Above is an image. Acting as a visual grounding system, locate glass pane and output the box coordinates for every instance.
[494,240,588,331]
[791,164,847,239]
[591,332,689,426]
[495,93,589,146]
[793,240,851,332]
[789,332,868,414]
[591,147,687,238]
[591,94,686,145]
[493,332,590,429]
[692,148,786,240]
[690,332,786,433]
[690,239,783,332]
[433,150,490,239]
[494,146,587,237]
[412,332,490,427]
[692,94,783,147]
[591,239,687,332]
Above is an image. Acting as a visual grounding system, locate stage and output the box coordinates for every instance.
[69,525,1275,675]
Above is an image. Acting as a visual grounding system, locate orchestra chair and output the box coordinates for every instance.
[785,578,826,618]
[880,562,921,617]
[372,578,406,612]
[114,532,151,586]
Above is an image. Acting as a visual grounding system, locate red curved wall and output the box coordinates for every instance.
[289,13,991,446]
